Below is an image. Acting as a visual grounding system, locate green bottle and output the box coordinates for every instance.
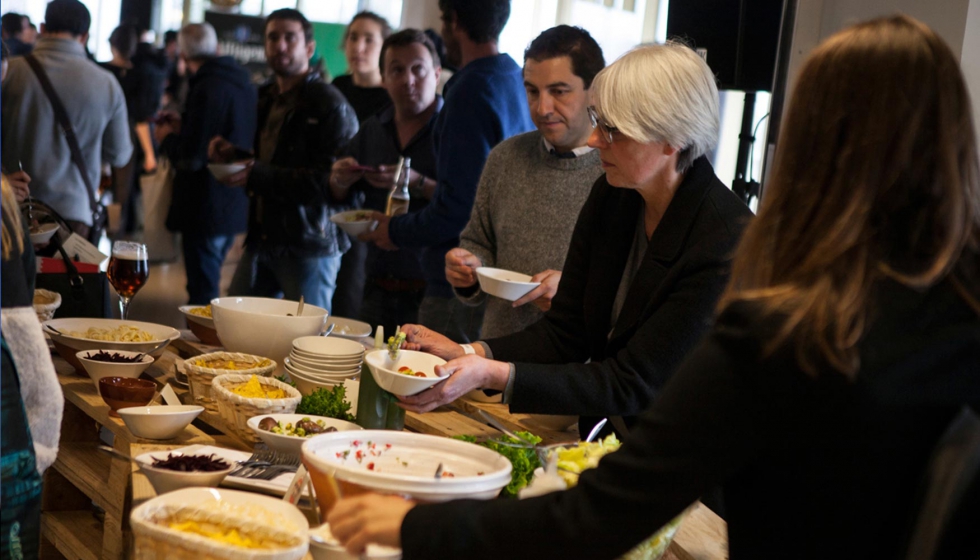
[355,326,388,429]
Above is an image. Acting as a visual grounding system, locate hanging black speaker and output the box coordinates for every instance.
[666,0,785,91]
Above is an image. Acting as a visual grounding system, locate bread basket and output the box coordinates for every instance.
[212,374,301,443]
[184,352,276,411]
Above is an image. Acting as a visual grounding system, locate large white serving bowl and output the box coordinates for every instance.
[211,297,328,374]
[302,430,512,512]
[285,366,346,395]
[365,350,447,396]
[130,487,309,560]
[248,413,362,455]
[329,210,378,237]
[44,318,180,373]
[326,316,372,339]
[76,349,154,387]
[134,449,235,494]
[475,267,540,301]
[117,405,205,440]
[289,352,363,368]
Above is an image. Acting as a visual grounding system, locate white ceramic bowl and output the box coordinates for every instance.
[289,351,363,367]
[248,414,362,455]
[293,336,365,358]
[330,210,378,238]
[117,405,205,440]
[29,222,59,245]
[207,162,248,181]
[475,267,540,301]
[285,367,345,395]
[465,388,504,403]
[179,305,214,329]
[365,350,447,396]
[211,297,329,375]
[45,318,180,373]
[309,524,400,560]
[302,430,512,506]
[326,316,372,339]
[135,449,235,494]
[130,487,309,560]
[76,349,154,387]
[285,356,360,376]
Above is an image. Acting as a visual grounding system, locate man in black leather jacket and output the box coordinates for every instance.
[211,8,358,310]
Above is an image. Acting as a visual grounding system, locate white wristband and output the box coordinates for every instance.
[460,344,476,355]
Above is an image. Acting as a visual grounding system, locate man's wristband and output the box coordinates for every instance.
[460,344,476,355]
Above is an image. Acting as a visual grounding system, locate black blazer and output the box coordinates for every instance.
[488,157,753,432]
[402,280,980,560]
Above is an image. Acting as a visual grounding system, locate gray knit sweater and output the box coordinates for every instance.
[456,130,604,339]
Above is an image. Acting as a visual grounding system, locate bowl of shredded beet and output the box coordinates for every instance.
[77,349,155,387]
[134,449,234,495]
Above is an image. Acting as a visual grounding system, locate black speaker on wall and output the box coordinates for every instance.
[666,0,785,91]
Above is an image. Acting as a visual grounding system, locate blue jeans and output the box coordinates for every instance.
[182,234,237,305]
[228,247,342,312]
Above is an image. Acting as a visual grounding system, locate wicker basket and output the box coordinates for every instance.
[131,501,307,560]
[33,289,61,322]
[184,353,276,412]
[212,374,301,444]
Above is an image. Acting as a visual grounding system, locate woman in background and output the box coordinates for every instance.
[332,11,392,123]
[327,15,980,559]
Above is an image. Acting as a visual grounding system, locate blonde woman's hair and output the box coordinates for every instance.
[591,41,720,172]
[2,175,24,260]
[718,15,980,376]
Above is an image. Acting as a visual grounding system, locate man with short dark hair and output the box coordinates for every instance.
[330,29,443,334]
[446,26,606,340]
[1,12,32,55]
[210,8,358,310]
[361,0,533,342]
[156,23,257,305]
[1,0,133,241]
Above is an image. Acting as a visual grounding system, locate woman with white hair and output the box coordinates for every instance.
[396,42,752,440]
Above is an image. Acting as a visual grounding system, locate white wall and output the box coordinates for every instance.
[962,0,980,134]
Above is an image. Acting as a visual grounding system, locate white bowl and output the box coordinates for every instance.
[117,405,204,440]
[178,305,214,329]
[330,210,378,238]
[302,430,512,505]
[135,449,235,494]
[293,336,365,358]
[285,367,346,395]
[475,267,540,301]
[248,414,362,455]
[309,524,400,560]
[207,161,248,181]
[29,222,59,245]
[211,297,328,375]
[289,351,363,367]
[465,388,503,403]
[76,349,154,387]
[327,316,372,339]
[130,487,309,559]
[364,350,447,396]
[286,355,361,374]
[44,318,180,372]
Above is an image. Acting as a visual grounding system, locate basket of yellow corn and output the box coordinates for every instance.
[184,352,276,412]
[211,374,301,444]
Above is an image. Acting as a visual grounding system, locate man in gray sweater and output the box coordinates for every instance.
[446,26,605,339]
[1,0,132,241]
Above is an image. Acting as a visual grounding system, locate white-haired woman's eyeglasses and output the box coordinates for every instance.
[588,106,618,144]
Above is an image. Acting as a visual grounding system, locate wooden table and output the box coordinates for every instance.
[41,337,727,560]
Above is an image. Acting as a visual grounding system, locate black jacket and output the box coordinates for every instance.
[245,72,359,257]
[488,158,753,435]
[403,279,980,560]
[163,56,256,236]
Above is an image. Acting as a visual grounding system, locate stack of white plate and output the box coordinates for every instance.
[285,336,366,394]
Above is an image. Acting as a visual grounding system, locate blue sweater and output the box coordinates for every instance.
[388,54,534,298]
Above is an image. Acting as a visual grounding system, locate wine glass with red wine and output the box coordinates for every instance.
[107,241,149,320]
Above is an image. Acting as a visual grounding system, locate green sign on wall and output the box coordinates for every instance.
[312,22,349,80]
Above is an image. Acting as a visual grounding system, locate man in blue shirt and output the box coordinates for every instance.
[361,0,533,343]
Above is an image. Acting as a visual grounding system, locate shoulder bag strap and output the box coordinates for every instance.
[23,55,103,222]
